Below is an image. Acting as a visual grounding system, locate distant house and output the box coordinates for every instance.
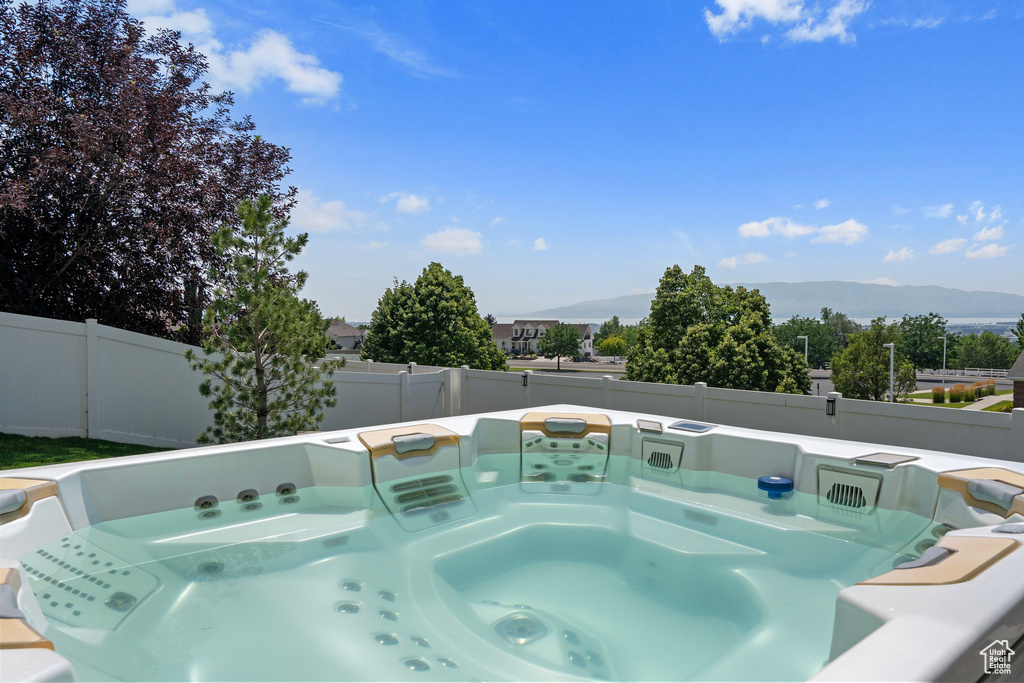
[491,320,594,357]
[1010,348,1024,409]
[327,320,364,350]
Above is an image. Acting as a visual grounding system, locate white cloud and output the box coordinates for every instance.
[704,0,804,38]
[965,243,1010,259]
[126,0,175,14]
[313,18,457,78]
[884,247,914,262]
[738,216,867,244]
[134,1,342,105]
[533,238,548,251]
[786,0,868,43]
[784,251,797,258]
[738,216,816,238]
[864,277,899,286]
[913,17,945,29]
[891,205,910,216]
[364,241,388,249]
[973,224,1004,242]
[380,192,430,214]
[422,227,482,255]
[718,252,769,268]
[988,205,1004,222]
[792,203,805,209]
[140,8,213,37]
[814,198,830,209]
[204,30,342,104]
[291,189,387,234]
[969,200,986,222]
[956,214,969,225]
[704,0,868,44]
[811,219,869,245]
[491,217,506,227]
[929,238,967,254]
[925,203,954,218]
[507,240,521,246]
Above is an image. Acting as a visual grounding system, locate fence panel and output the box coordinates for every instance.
[529,373,604,408]
[607,380,697,418]
[322,373,403,431]
[463,370,528,413]
[0,313,88,438]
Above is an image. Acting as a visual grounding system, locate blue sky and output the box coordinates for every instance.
[128,0,1023,319]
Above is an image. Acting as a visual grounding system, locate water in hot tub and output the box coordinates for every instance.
[18,472,932,681]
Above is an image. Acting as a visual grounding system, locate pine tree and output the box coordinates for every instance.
[185,195,342,443]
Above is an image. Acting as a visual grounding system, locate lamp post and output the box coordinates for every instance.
[883,343,895,403]
[797,335,808,365]
[937,335,948,388]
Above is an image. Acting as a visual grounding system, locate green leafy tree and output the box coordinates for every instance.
[898,313,948,370]
[597,334,628,360]
[830,317,916,401]
[360,262,507,370]
[595,316,624,344]
[820,307,861,348]
[625,265,810,394]
[951,331,1019,370]
[537,324,582,370]
[185,195,342,443]
[772,316,839,369]
[484,313,498,326]
[1013,313,1024,351]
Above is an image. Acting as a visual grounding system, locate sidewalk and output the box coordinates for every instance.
[961,392,1013,411]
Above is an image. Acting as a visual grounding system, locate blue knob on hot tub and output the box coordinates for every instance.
[757,475,793,499]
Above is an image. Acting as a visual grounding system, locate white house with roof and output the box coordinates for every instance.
[491,320,594,357]
[327,320,364,350]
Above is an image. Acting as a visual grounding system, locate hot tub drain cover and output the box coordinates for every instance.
[494,612,548,645]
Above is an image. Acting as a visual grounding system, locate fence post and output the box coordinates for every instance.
[460,366,469,416]
[1012,409,1024,463]
[400,371,409,422]
[602,375,613,409]
[443,368,454,417]
[408,361,416,375]
[85,318,99,439]
[524,370,534,408]
[366,359,373,374]
[828,392,842,440]
[694,382,707,421]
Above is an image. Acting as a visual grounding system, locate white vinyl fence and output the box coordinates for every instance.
[2,312,1022,460]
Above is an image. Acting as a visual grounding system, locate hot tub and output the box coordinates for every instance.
[2,405,1023,681]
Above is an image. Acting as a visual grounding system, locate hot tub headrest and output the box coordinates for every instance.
[358,424,460,460]
[519,412,611,437]
[392,433,435,454]
[938,468,1024,518]
[0,490,27,516]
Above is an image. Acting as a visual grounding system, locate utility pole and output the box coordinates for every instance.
[938,335,947,388]
[883,343,895,403]
[797,335,808,365]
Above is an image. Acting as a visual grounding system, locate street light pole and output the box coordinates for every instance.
[797,335,808,365]
[937,335,947,388]
[883,343,895,403]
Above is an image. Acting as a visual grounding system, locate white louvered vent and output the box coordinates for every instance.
[818,467,881,513]
[642,440,683,473]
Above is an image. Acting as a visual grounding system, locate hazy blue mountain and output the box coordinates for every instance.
[519,282,1024,320]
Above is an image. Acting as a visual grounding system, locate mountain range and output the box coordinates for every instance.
[519,281,1024,321]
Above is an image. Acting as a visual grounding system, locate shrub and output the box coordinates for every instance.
[963,386,976,402]
[986,379,997,396]
[931,386,945,403]
[950,383,966,402]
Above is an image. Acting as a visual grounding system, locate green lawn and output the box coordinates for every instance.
[907,388,1011,399]
[982,401,1014,413]
[0,433,168,471]
[907,401,977,409]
